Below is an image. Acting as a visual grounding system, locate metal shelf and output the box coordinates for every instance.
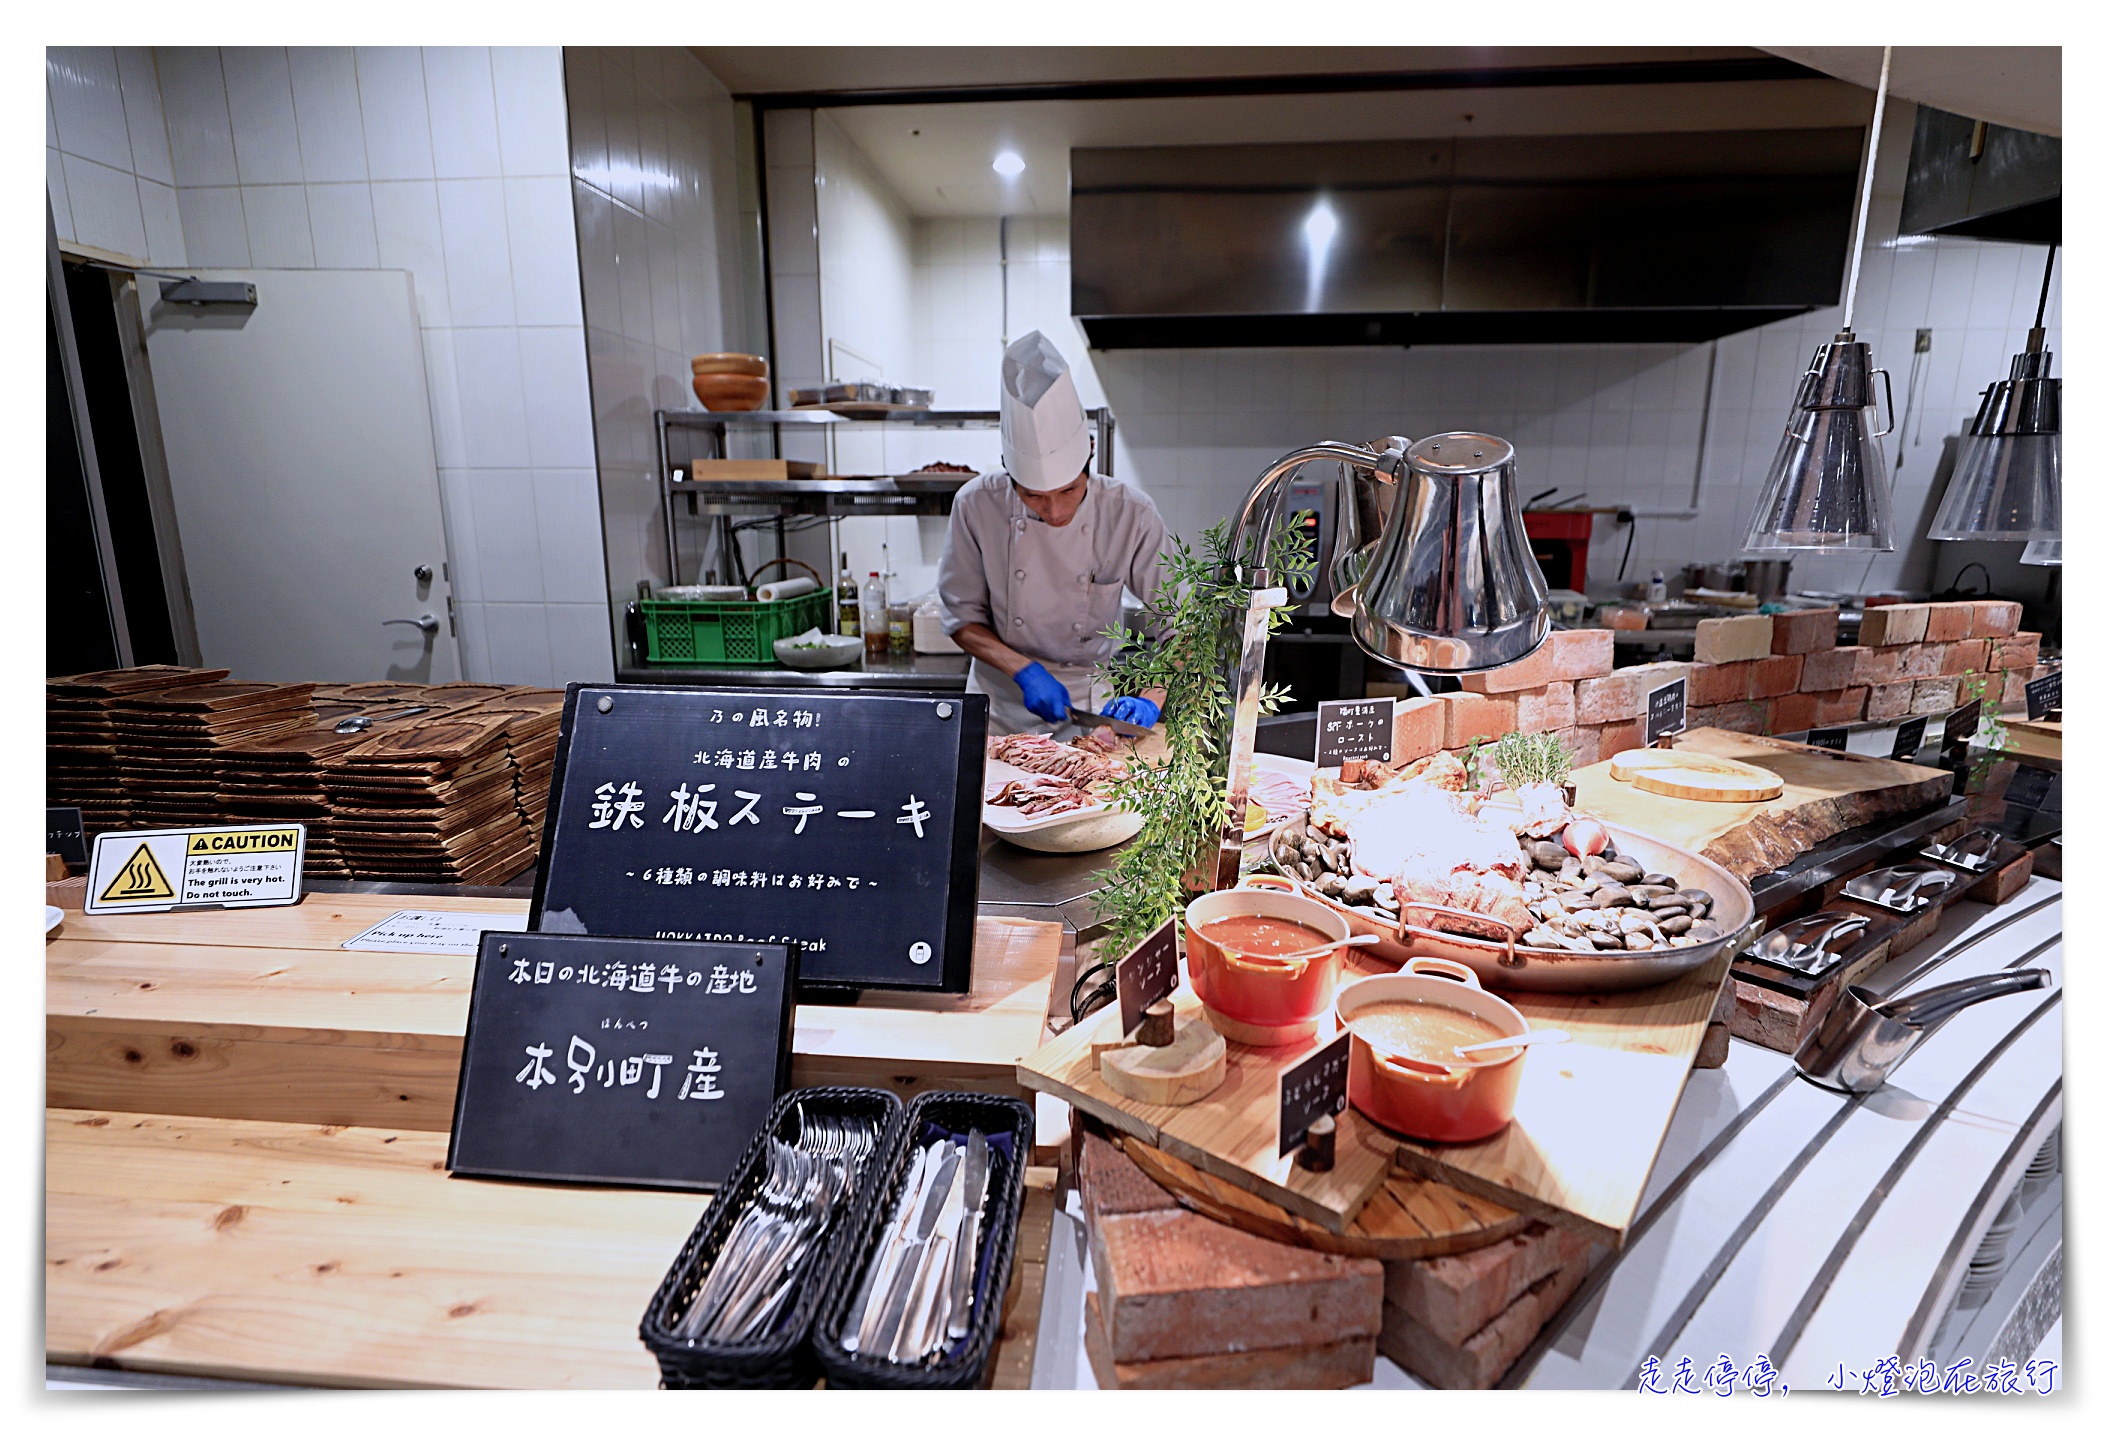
[668,472,976,518]
[660,407,1002,429]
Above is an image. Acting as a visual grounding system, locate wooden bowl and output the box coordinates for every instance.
[692,374,771,411]
[691,352,768,377]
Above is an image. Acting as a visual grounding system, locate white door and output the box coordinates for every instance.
[139,269,461,682]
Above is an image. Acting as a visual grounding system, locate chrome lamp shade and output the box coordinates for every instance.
[1927,348,2060,541]
[1743,330,1896,553]
[2021,538,2061,566]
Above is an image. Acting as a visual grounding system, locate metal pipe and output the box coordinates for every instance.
[1839,46,1892,333]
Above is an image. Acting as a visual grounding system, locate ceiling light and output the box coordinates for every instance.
[992,151,1025,177]
[1742,47,1898,555]
[1927,247,2060,542]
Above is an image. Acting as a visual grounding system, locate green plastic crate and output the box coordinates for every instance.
[640,588,834,666]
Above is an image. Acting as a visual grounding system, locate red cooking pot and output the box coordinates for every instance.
[1185,874,1353,1045]
[1336,958,1532,1143]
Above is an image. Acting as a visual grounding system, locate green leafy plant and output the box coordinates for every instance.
[1090,517,1313,958]
[1491,731,1573,790]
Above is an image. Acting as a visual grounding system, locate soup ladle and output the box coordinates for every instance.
[1219,932,1385,963]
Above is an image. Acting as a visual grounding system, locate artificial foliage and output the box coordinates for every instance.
[1091,517,1313,959]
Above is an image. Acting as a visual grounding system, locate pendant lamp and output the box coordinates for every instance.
[1743,48,1898,555]
[1928,247,2060,542]
[2021,538,2061,566]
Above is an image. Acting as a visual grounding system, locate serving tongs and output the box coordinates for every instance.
[1842,863,1959,914]
[1794,968,2052,1092]
[1741,912,1872,978]
[1921,826,2003,874]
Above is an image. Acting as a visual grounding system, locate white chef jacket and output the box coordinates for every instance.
[937,472,1167,734]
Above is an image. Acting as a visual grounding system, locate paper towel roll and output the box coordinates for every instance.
[754,575,818,603]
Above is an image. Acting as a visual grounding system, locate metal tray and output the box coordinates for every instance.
[1841,863,1962,913]
[1267,815,1754,992]
[1739,911,1873,981]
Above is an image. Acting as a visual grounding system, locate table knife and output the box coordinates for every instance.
[944,1130,991,1341]
[845,1143,934,1354]
[869,1143,959,1360]
[897,1147,970,1362]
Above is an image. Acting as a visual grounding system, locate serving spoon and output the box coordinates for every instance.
[1453,1028,1570,1060]
[1221,932,1385,963]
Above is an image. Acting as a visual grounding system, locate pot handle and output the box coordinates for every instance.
[1402,901,1522,970]
[1403,955,1483,989]
[1239,873,1302,894]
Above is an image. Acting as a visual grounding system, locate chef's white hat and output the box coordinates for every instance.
[1000,330,1091,492]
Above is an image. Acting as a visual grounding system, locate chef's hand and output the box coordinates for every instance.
[1013,662,1073,724]
[1101,696,1160,728]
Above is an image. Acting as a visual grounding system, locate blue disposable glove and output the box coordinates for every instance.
[1101,696,1161,728]
[1013,662,1073,724]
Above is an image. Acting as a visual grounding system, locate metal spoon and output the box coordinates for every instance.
[1221,932,1384,962]
[1454,1028,1570,1060]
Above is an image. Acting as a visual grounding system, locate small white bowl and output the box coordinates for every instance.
[774,634,863,669]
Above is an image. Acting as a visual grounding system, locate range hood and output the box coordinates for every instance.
[1072,129,1864,348]
[1898,105,2059,244]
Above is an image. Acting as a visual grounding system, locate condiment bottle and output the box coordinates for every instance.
[836,556,859,637]
[1647,569,1667,603]
[888,601,913,655]
[860,571,889,658]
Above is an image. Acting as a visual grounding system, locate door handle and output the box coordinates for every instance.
[384,614,440,634]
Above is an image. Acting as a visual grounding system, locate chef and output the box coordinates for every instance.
[938,331,1167,736]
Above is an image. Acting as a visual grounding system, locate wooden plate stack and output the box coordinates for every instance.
[108,681,319,831]
[323,712,535,884]
[216,700,436,878]
[456,687,564,836]
[46,667,230,835]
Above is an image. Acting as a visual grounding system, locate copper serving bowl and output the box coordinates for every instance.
[1266,814,1753,993]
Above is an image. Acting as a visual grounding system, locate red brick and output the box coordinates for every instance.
[1565,724,1601,767]
[1574,672,1642,724]
[1592,719,1644,759]
[1686,704,1721,731]
[1942,639,1990,676]
[1771,607,1840,654]
[1896,643,1947,680]
[1085,1293,1376,1390]
[1747,655,1803,699]
[1709,701,1769,734]
[1622,661,1693,706]
[1768,692,1819,733]
[1090,1208,1383,1362]
[1438,692,1516,748]
[1459,642,1556,694]
[1515,682,1575,733]
[1911,677,1962,714]
[1859,603,1929,646]
[1690,661,1752,706]
[1079,1133,1180,1220]
[1971,600,2023,638]
[1548,627,1615,680]
[1991,633,2042,670]
[1799,647,1861,691]
[1814,687,1869,724]
[1923,602,1975,641]
[1383,1223,1593,1345]
[1853,646,1904,686]
[1693,614,1774,664]
[1391,696,1447,763]
[1379,1262,1590,1390]
[1866,682,1915,721]
[2003,670,2031,706]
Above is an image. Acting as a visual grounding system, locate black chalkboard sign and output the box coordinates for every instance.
[46,807,86,867]
[1890,716,1929,762]
[1808,727,1850,752]
[1644,677,1688,746]
[2025,670,2061,722]
[530,686,986,993]
[1278,1031,1352,1157]
[1944,697,1984,752]
[2005,763,2057,813]
[448,931,795,1190]
[1316,698,1396,768]
[1116,919,1180,1039]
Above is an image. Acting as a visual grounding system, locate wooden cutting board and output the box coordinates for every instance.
[1609,747,1785,802]
[1574,727,1954,880]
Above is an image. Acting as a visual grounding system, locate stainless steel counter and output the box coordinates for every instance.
[617,652,970,690]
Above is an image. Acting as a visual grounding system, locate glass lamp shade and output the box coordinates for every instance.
[1927,349,2060,541]
[1743,331,1896,553]
[2021,538,2061,566]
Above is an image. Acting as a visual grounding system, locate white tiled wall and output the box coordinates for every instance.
[890,103,2062,599]
[47,46,611,685]
[566,47,745,621]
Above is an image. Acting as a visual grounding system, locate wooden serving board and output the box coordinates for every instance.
[1018,952,1727,1246]
[45,1108,1057,1389]
[1574,727,1954,880]
[1609,748,1784,802]
[48,890,1060,1127]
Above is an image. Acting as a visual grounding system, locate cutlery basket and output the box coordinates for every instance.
[811,1090,1036,1389]
[639,1086,904,1389]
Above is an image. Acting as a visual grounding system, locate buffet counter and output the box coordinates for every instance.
[616,652,971,691]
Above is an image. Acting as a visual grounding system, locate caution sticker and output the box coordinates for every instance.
[85,824,305,914]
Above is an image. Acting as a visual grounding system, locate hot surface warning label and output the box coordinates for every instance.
[85,825,306,913]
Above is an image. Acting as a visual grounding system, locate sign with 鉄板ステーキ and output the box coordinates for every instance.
[530,687,987,993]
[84,824,305,914]
[448,931,796,1190]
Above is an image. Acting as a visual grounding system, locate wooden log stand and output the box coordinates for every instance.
[1093,1000,1227,1107]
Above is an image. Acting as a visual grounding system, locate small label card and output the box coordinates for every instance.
[2004,763,2057,813]
[344,908,531,955]
[1890,716,1929,762]
[46,807,87,868]
[1278,1031,1352,1158]
[1808,727,1850,752]
[2025,670,2061,722]
[1645,678,1688,746]
[1315,697,1396,768]
[1115,918,1180,1040]
[85,824,305,915]
[1944,698,1984,752]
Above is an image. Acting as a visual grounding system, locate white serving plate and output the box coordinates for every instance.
[773,634,863,669]
[980,755,1143,852]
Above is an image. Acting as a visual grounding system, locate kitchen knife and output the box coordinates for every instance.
[944,1130,992,1341]
[1067,706,1153,740]
[869,1142,960,1361]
